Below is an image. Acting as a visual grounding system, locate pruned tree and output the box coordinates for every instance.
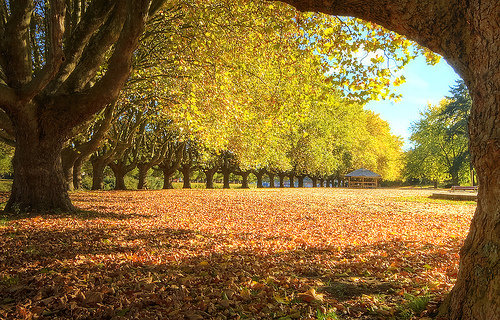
[0,0,165,211]
[90,106,144,190]
[157,141,185,189]
[179,141,199,189]
[61,104,115,190]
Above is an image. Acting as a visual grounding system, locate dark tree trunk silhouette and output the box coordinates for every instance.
[6,128,74,212]
[204,167,218,189]
[237,171,250,189]
[311,177,317,188]
[255,170,264,188]
[91,158,107,191]
[288,173,295,188]
[278,173,286,188]
[158,143,184,190]
[319,178,324,187]
[73,157,85,190]
[268,173,275,188]
[110,165,127,190]
[222,169,231,189]
[297,175,305,188]
[181,164,192,189]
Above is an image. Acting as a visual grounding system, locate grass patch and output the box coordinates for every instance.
[397,196,476,205]
[397,291,431,319]
[316,308,339,320]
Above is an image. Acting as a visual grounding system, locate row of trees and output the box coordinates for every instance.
[59,88,402,191]
[41,0,407,193]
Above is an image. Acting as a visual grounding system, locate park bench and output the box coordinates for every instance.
[450,185,478,192]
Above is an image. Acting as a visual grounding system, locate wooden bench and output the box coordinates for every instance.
[451,186,478,192]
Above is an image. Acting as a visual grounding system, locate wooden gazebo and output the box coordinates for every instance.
[345,168,381,188]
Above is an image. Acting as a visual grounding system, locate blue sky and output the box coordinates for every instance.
[364,55,461,149]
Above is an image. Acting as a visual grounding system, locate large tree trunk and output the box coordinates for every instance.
[297,175,305,188]
[255,172,264,188]
[162,171,174,189]
[73,157,85,190]
[110,165,127,190]
[311,177,317,188]
[441,49,500,320]
[204,168,217,189]
[137,163,150,190]
[268,173,275,188]
[277,0,500,317]
[5,128,75,212]
[319,178,324,187]
[222,169,231,189]
[240,171,250,189]
[182,166,192,189]
[91,159,107,190]
[61,149,78,191]
[278,173,286,188]
[288,174,295,188]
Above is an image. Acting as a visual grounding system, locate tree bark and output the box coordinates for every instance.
[222,169,231,189]
[137,163,150,190]
[204,167,217,189]
[268,173,275,188]
[73,157,84,190]
[109,164,127,190]
[297,175,305,188]
[114,168,127,190]
[239,171,250,189]
[442,46,500,320]
[288,173,295,188]
[278,173,286,188]
[311,177,317,188]
[5,127,74,212]
[319,178,324,187]
[91,158,107,190]
[181,165,192,189]
[61,148,79,191]
[162,171,174,189]
[1,0,153,213]
[255,172,264,188]
[158,143,184,190]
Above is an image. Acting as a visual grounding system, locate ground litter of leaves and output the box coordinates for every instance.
[0,188,475,320]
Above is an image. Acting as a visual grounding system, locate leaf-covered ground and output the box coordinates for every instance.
[0,189,475,319]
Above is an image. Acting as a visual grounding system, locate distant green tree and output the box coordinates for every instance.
[404,80,472,186]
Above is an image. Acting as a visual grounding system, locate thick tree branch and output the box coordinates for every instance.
[57,2,127,94]
[0,84,17,112]
[0,108,14,137]
[22,0,66,101]
[1,0,33,87]
[48,1,116,93]
[276,0,467,72]
[53,0,152,130]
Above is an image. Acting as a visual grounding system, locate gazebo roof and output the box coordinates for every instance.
[345,168,381,178]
